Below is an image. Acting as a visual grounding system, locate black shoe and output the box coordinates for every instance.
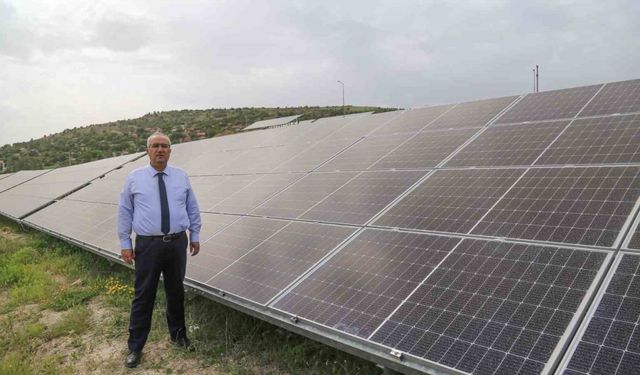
[125,350,142,368]
[171,336,194,351]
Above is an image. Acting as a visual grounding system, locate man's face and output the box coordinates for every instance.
[147,135,171,168]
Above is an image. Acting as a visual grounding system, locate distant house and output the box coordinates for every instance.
[0,160,6,172]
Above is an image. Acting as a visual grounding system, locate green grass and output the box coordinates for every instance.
[0,217,382,374]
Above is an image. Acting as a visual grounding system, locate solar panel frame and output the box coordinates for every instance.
[557,252,640,375]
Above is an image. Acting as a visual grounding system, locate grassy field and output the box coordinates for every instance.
[0,217,382,374]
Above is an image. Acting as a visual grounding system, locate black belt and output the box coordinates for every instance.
[137,231,185,243]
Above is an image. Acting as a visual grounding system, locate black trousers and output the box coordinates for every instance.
[128,233,188,352]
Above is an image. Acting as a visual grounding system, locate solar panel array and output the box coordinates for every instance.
[2,79,640,374]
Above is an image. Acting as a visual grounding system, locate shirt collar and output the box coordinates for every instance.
[147,164,172,176]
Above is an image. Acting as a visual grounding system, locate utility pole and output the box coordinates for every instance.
[536,65,539,92]
[337,80,345,117]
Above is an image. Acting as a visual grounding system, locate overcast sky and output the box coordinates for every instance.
[1,0,639,146]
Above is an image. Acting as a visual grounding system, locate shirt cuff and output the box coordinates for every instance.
[190,231,200,243]
[120,238,133,250]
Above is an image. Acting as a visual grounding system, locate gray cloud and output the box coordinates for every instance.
[0,0,639,145]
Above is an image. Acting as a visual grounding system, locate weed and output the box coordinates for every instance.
[44,305,92,340]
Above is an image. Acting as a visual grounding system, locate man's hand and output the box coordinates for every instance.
[190,242,200,256]
[121,249,135,264]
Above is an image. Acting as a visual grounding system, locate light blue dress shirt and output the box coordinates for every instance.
[118,164,201,249]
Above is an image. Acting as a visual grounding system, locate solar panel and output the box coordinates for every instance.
[6,78,640,375]
[369,105,454,136]
[369,128,479,170]
[210,173,305,215]
[0,153,142,218]
[444,121,570,168]
[535,114,640,165]
[580,79,640,117]
[370,238,609,375]
[472,166,640,247]
[186,216,290,283]
[299,170,427,225]
[251,172,359,219]
[495,85,602,125]
[626,218,640,250]
[426,96,519,130]
[62,158,148,205]
[0,169,49,194]
[206,221,357,305]
[373,168,525,234]
[273,137,361,172]
[243,114,302,130]
[559,252,640,375]
[191,174,262,212]
[274,229,460,338]
[216,145,304,174]
[318,133,414,172]
[327,110,403,139]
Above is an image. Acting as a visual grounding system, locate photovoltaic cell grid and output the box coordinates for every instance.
[561,253,640,375]
[445,121,570,168]
[536,114,640,166]
[187,217,289,284]
[0,153,141,218]
[580,79,640,117]
[327,110,402,139]
[374,168,525,234]
[0,169,49,193]
[370,105,454,136]
[273,137,360,172]
[369,128,479,170]
[319,133,414,172]
[299,170,427,225]
[211,173,305,215]
[251,172,358,219]
[25,199,120,254]
[426,96,519,130]
[206,221,357,305]
[274,229,460,338]
[370,239,608,375]
[495,85,602,125]
[472,166,640,247]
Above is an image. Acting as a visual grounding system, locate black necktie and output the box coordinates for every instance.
[158,172,170,234]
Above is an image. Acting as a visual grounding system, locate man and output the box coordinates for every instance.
[117,131,201,368]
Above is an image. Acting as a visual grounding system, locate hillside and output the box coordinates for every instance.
[0,106,394,173]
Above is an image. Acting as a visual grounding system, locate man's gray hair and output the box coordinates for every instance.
[146,131,172,148]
